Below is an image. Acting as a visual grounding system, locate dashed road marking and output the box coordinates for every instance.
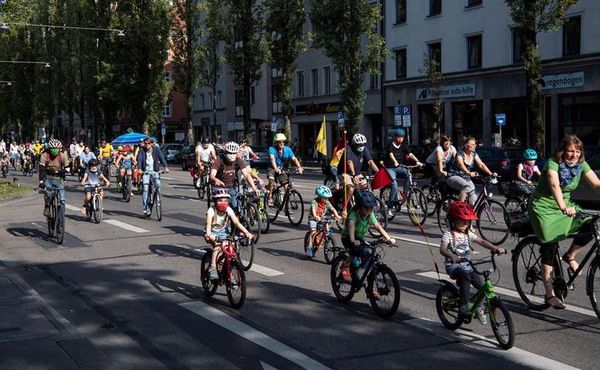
[104,219,149,233]
[64,204,81,212]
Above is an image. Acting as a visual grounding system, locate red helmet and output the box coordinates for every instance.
[448,201,478,221]
[123,145,131,152]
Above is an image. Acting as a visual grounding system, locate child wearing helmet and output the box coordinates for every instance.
[305,185,342,257]
[339,190,395,281]
[513,149,541,195]
[439,201,506,322]
[205,188,254,280]
[115,145,136,192]
[80,159,111,214]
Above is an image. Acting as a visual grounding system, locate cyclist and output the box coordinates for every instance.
[136,137,170,217]
[68,138,79,168]
[21,142,35,170]
[79,146,96,177]
[98,139,114,177]
[239,138,257,162]
[266,133,303,204]
[512,149,541,196]
[306,185,342,257]
[339,190,395,282]
[205,188,254,280]
[195,136,217,181]
[38,139,68,217]
[115,145,136,192]
[0,139,5,156]
[9,140,19,169]
[0,152,9,175]
[210,141,259,209]
[446,137,496,205]
[384,128,423,210]
[80,159,110,214]
[425,134,457,181]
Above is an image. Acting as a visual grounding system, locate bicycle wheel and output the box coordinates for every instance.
[47,203,55,238]
[436,196,453,233]
[259,207,270,234]
[368,197,388,238]
[245,204,261,243]
[330,255,354,303]
[421,184,440,217]
[367,265,400,318]
[504,196,524,214]
[489,298,515,350]
[435,284,462,330]
[588,256,600,320]
[197,177,205,199]
[476,200,509,245]
[237,239,255,271]
[155,191,162,221]
[93,196,103,224]
[200,251,218,296]
[286,189,304,226]
[512,236,550,310]
[226,260,246,309]
[125,176,132,202]
[323,236,338,264]
[379,186,392,205]
[405,188,428,226]
[55,204,65,245]
[266,190,281,222]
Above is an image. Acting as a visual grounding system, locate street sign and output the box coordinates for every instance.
[495,113,506,126]
[394,106,402,126]
[161,122,166,136]
[400,105,412,127]
[337,111,345,128]
[271,116,278,132]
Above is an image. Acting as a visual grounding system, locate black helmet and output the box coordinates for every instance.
[202,136,210,144]
[354,190,377,208]
[88,159,98,166]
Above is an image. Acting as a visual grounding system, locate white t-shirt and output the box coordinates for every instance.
[195,143,215,163]
[442,230,478,266]
[145,150,155,170]
[426,145,457,166]
[206,206,236,232]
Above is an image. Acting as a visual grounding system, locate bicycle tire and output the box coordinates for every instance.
[197,177,205,199]
[368,197,388,238]
[435,285,462,330]
[125,176,131,202]
[226,259,246,309]
[55,204,65,245]
[237,239,255,271]
[587,256,600,320]
[155,191,162,221]
[200,251,218,296]
[266,190,281,222]
[245,203,261,244]
[259,207,270,234]
[436,195,454,233]
[476,199,508,245]
[367,265,400,318]
[93,196,103,224]
[330,255,354,303]
[47,207,55,238]
[512,236,551,311]
[504,196,525,214]
[379,186,392,205]
[405,188,428,226]
[489,298,515,350]
[323,236,338,264]
[286,189,304,226]
[421,184,440,217]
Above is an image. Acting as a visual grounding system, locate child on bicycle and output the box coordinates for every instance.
[439,201,506,323]
[80,159,110,214]
[340,190,395,281]
[306,185,342,257]
[115,145,136,190]
[512,149,541,196]
[205,188,254,281]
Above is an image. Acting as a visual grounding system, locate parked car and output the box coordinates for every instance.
[161,143,183,162]
[177,145,195,170]
[571,154,600,208]
[248,146,271,169]
[475,147,525,180]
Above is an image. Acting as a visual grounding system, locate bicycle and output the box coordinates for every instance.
[504,183,534,213]
[421,175,444,217]
[200,235,247,309]
[436,251,515,350]
[436,176,509,245]
[380,164,427,226]
[512,211,600,318]
[40,185,65,245]
[84,184,104,224]
[145,170,164,221]
[230,192,260,270]
[265,169,304,226]
[195,163,211,200]
[304,216,341,264]
[330,238,400,318]
[1,162,8,178]
[257,189,270,234]
[21,156,34,177]
[120,169,132,202]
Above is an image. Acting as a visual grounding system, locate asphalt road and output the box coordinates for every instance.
[0,166,599,369]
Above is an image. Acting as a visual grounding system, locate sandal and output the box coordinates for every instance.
[562,253,580,278]
[545,295,566,310]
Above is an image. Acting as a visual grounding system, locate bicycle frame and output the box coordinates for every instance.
[272,170,296,212]
[555,219,600,292]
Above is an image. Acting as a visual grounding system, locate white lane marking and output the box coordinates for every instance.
[180,301,330,370]
[104,219,149,233]
[417,271,597,318]
[405,318,578,370]
[162,176,175,180]
[260,361,277,370]
[65,204,81,212]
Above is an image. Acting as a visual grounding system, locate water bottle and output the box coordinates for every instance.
[352,257,362,268]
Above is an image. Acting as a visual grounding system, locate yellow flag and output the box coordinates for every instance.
[316,115,327,156]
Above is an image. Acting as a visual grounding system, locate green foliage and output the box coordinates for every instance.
[310,0,388,133]
[419,56,445,143]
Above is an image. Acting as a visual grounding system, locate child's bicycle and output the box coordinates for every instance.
[303,216,340,264]
[435,251,515,350]
[200,235,247,309]
[330,238,400,318]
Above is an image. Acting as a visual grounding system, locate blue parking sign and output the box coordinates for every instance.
[495,113,506,126]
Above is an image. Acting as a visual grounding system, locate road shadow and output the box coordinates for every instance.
[65,213,90,222]
[148,244,204,260]
[147,277,200,299]
[259,246,307,261]
[104,208,146,219]
[164,225,202,237]
[161,193,199,202]
[6,227,47,239]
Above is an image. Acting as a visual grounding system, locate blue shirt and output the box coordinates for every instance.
[269,146,295,169]
[80,152,96,166]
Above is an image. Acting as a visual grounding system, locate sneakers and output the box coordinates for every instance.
[476,305,487,325]
[340,266,352,282]
[208,267,219,281]
[305,246,314,258]
[143,210,150,217]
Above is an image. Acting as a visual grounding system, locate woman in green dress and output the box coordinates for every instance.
[529,135,600,309]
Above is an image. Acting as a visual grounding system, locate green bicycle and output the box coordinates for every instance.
[435,251,515,350]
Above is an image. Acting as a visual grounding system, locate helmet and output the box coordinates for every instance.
[48,139,62,149]
[211,188,231,199]
[448,201,478,221]
[88,159,99,167]
[315,185,332,198]
[202,136,210,144]
[352,133,367,145]
[223,141,240,154]
[24,142,31,148]
[395,128,406,137]
[523,149,537,160]
[273,133,287,143]
[123,145,131,152]
[354,189,377,208]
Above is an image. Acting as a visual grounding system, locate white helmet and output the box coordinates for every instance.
[224,141,240,154]
[352,133,367,145]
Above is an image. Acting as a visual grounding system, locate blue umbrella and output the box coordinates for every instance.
[111,132,157,146]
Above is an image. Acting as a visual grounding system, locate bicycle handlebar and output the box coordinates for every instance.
[459,250,503,275]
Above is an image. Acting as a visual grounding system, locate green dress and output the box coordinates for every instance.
[528,158,591,243]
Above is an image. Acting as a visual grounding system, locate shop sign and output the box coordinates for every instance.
[542,72,584,90]
[296,102,342,115]
[416,83,476,101]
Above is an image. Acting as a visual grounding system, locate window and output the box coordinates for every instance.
[272,66,282,78]
[272,83,282,113]
[311,68,319,96]
[296,71,305,97]
[512,27,523,63]
[235,90,243,117]
[199,93,205,110]
[467,35,482,69]
[217,90,222,108]
[563,16,581,56]
[370,74,380,90]
[323,66,331,95]
[395,0,406,24]
[428,42,442,71]
[395,49,407,78]
[466,0,482,7]
[162,102,172,117]
[429,0,441,16]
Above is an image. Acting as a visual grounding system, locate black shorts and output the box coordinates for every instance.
[540,222,594,265]
[267,168,289,184]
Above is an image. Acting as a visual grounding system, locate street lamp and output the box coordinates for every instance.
[1,21,125,36]
[0,81,12,86]
[0,60,51,67]
[0,22,8,31]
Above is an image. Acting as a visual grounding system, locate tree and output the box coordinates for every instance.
[505,0,577,154]
[419,56,445,143]
[310,0,387,133]
[222,0,268,138]
[266,0,306,141]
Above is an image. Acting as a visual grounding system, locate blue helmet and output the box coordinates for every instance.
[523,149,537,160]
[354,190,377,208]
[395,128,406,137]
[315,185,332,198]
